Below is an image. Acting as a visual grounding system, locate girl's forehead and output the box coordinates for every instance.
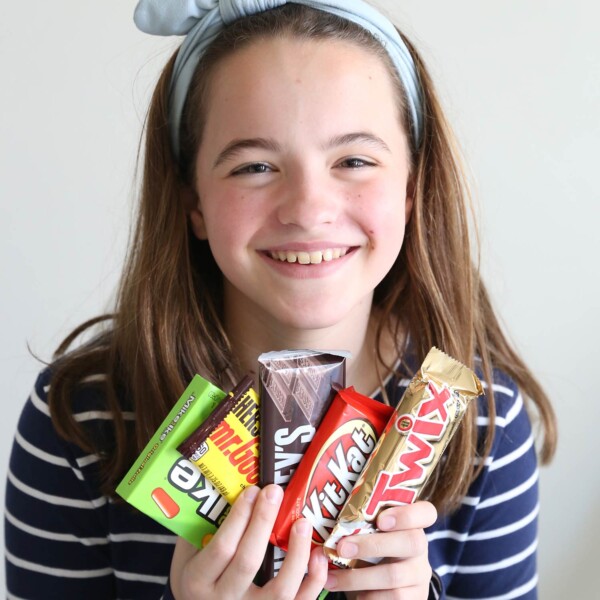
[197,35,409,161]
[206,35,397,104]
[212,35,387,77]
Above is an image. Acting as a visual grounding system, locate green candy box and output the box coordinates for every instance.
[116,375,230,548]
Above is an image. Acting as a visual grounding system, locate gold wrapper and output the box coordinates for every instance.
[323,347,483,568]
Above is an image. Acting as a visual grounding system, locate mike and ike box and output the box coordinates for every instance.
[116,375,231,549]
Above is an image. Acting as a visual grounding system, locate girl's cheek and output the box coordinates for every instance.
[354,195,407,231]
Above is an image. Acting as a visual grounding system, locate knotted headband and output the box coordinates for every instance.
[134,0,423,157]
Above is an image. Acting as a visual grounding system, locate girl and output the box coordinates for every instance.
[5,1,556,598]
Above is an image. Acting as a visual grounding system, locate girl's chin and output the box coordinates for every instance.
[269,302,366,333]
[276,315,342,332]
[224,281,373,335]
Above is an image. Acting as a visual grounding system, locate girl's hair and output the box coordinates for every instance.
[48,4,556,510]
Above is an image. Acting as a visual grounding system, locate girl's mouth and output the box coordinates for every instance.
[268,247,350,265]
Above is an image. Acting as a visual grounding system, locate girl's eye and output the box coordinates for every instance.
[337,157,376,169]
[231,163,273,175]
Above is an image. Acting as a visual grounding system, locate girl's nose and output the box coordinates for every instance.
[276,171,340,229]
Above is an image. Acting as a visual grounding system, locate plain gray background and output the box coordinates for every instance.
[1,1,598,597]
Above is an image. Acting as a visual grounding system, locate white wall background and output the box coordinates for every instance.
[1,1,598,597]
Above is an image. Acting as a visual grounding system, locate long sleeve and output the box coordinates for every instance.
[7,367,542,599]
[5,369,176,599]
[426,374,540,599]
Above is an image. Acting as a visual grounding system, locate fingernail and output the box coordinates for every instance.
[265,485,283,504]
[339,541,358,558]
[379,515,396,530]
[325,572,337,590]
[245,486,260,503]
[295,519,311,537]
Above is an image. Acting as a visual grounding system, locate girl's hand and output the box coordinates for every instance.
[325,501,437,600]
[170,484,328,600]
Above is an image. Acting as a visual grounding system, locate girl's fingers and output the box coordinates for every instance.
[218,485,284,592]
[298,547,330,600]
[170,537,204,599]
[325,557,432,593]
[171,536,199,571]
[265,519,325,598]
[195,485,261,582]
[348,586,430,600]
[336,528,428,562]
[328,504,435,596]
[376,501,437,532]
[333,501,435,562]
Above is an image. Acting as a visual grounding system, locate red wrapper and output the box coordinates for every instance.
[270,387,394,553]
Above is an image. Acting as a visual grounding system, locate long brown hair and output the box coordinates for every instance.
[48,4,556,509]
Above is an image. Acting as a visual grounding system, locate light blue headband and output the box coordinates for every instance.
[134,0,423,157]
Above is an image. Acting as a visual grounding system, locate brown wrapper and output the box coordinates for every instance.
[323,347,483,568]
[177,375,254,459]
[256,350,346,584]
[177,375,259,505]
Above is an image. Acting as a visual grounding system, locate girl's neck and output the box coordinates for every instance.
[223,293,392,396]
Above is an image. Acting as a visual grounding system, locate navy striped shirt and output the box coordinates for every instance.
[5,367,539,599]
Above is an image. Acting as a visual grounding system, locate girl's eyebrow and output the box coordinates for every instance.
[323,132,391,153]
[213,138,281,168]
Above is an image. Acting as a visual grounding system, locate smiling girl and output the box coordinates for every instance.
[5,1,556,599]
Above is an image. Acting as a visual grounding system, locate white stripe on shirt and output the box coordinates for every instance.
[427,502,539,543]
[476,469,538,510]
[437,538,537,576]
[114,570,168,584]
[6,510,176,547]
[30,388,51,417]
[74,410,135,422]
[480,381,515,398]
[489,434,534,472]
[15,430,84,480]
[36,382,134,422]
[5,549,113,579]
[77,454,101,467]
[461,495,480,506]
[5,508,108,545]
[108,532,177,544]
[476,392,523,428]
[81,374,108,384]
[504,393,524,426]
[447,573,538,600]
[7,468,107,509]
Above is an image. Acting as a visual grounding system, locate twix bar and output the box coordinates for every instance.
[324,347,483,568]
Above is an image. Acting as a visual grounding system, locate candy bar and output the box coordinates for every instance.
[178,375,259,504]
[323,347,483,568]
[270,387,394,554]
[257,350,346,582]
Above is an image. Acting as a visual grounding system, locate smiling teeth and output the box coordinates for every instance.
[270,248,348,264]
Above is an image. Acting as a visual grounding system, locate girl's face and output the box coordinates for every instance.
[191,36,412,333]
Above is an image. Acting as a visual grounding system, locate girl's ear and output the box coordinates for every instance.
[189,207,208,240]
[183,186,208,240]
[405,176,415,224]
